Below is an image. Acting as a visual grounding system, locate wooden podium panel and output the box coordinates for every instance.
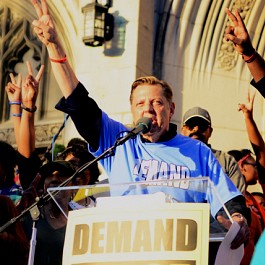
[63,194,210,265]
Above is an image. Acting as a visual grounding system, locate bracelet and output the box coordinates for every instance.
[231,213,247,224]
[231,213,243,219]
[21,103,37,113]
[49,55,67,63]
[242,51,257,63]
[9,101,22,105]
[12,113,22,117]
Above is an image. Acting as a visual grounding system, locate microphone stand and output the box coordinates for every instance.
[0,128,140,264]
[43,114,70,161]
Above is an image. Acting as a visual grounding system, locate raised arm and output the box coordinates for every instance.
[31,0,78,98]
[225,8,265,83]
[19,62,44,157]
[5,74,22,145]
[238,89,265,190]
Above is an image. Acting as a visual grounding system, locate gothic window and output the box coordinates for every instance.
[0,5,44,122]
[0,4,65,147]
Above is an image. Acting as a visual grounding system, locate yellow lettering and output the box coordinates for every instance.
[154,219,173,251]
[106,221,132,253]
[72,224,89,255]
[132,220,151,252]
[176,219,197,251]
[91,222,105,254]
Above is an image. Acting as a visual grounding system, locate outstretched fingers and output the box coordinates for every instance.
[225,8,238,25]
[9,73,16,84]
[35,65,45,82]
[41,0,50,16]
[9,73,22,87]
[234,9,247,30]
[31,0,43,18]
[26,61,34,76]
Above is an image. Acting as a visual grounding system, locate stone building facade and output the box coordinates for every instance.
[0,0,264,156]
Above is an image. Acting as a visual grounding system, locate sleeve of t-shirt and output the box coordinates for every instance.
[55,82,102,150]
[250,76,265,98]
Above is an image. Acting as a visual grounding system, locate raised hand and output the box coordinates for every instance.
[31,0,79,99]
[5,73,22,103]
[31,0,57,46]
[22,61,45,108]
[225,8,254,56]
[238,88,256,119]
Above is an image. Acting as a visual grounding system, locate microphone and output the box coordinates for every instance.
[115,117,152,146]
[131,117,152,134]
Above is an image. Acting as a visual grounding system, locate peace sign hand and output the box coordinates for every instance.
[31,0,57,46]
[22,61,45,108]
[225,8,254,55]
[5,73,22,103]
[238,88,256,119]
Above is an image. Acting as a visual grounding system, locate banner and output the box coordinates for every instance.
[63,194,210,265]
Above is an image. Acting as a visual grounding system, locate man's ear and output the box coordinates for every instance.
[209,126,213,136]
[170,102,175,119]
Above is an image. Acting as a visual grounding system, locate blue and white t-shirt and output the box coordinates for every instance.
[90,112,242,218]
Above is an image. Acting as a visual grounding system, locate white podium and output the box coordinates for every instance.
[47,177,232,265]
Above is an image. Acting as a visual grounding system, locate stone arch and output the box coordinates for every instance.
[0,0,78,147]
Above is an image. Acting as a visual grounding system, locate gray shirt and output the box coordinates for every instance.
[211,147,246,193]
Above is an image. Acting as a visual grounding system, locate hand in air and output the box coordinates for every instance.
[225,8,254,55]
[22,61,45,107]
[31,0,57,46]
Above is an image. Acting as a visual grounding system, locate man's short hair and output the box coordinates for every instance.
[130,76,173,104]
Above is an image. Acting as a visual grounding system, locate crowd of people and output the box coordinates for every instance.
[0,1,264,264]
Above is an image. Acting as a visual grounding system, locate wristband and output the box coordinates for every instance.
[9,101,22,105]
[231,213,243,219]
[12,113,22,117]
[49,55,67,63]
[21,103,37,113]
[242,51,257,63]
[231,213,247,224]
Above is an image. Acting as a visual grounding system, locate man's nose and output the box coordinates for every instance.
[143,102,154,113]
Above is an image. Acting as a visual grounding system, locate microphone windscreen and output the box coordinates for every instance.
[136,117,152,133]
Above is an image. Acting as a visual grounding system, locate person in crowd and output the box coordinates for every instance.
[228,90,265,229]
[181,106,245,192]
[225,8,265,95]
[227,89,265,264]
[252,192,265,210]
[22,160,75,265]
[5,61,45,191]
[57,137,101,209]
[237,89,265,194]
[58,137,100,186]
[31,0,250,255]
[0,195,29,265]
[181,106,247,264]
[225,9,265,265]
[0,140,23,205]
[228,148,264,265]
[5,61,101,211]
[4,60,101,265]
